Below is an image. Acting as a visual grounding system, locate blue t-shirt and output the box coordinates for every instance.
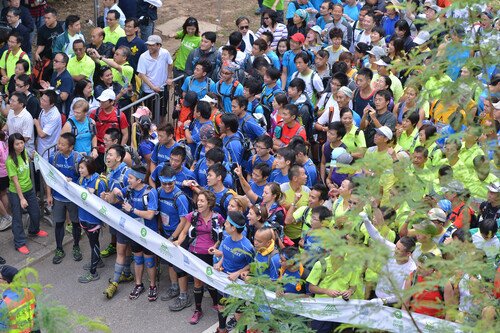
[209,187,234,219]
[239,113,266,141]
[220,236,255,273]
[249,180,265,199]
[151,163,195,197]
[286,1,315,20]
[138,140,155,163]
[181,75,216,100]
[248,154,275,174]
[49,150,81,202]
[78,173,106,224]
[51,69,74,114]
[68,116,93,155]
[223,132,244,165]
[151,141,179,166]
[343,4,360,22]
[195,158,234,188]
[108,162,130,192]
[266,50,281,70]
[157,186,189,234]
[281,267,308,294]
[269,169,289,185]
[115,36,147,71]
[211,80,244,113]
[255,251,281,280]
[303,158,318,187]
[121,185,159,231]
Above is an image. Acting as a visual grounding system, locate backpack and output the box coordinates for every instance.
[216,188,238,218]
[176,140,194,169]
[52,151,80,174]
[291,70,322,102]
[296,207,311,230]
[79,173,108,193]
[94,106,122,128]
[215,79,240,112]
[186,75,212,96]
[296,99,315,140]
[224,133,253,164]
[67,117,96,138]
[125,185,153,208]
[246,106,268,129]
[32,57,51,89]
[260,85,281,131]
[187,211,223,243]
[124,145,144,167]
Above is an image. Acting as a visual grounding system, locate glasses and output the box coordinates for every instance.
[254,145,267,150]
[15,84,26,88]
[239,25,249,30]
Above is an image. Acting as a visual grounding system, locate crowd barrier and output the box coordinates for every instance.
[34,152,463,333]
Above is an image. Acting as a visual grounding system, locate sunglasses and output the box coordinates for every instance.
[161,181,175,186]
[239,25,249,30]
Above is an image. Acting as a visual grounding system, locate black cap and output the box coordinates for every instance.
[355,42,372,54]
[183,91,198,108]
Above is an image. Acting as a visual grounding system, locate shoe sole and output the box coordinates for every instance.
[78,276,100,283]
[73,256,83,262]
[169,300,193,312]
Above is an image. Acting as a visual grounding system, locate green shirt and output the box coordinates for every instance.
[342,125,366,153]
[67,54,95,81]
[6,152,32,193]
[112,62,134,87]
[173,32,201,71]
[467,173,498,201]
[458,143,483,172]
[281,183,310,240]
[0,49,31,85]
[103,26,126,45]
[263,0,284,10]
[397,127,419,153]
[293,206,312,236]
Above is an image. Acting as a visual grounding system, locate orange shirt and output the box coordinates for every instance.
[278,121,306,146]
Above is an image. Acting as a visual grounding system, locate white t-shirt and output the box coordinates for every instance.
[317,93,340,124]
[357,31,371,45]
[66,33,85,57]
[137,48,173,93]
[7,108,35,156]
[37,106,62,159]
[291,70,324,103]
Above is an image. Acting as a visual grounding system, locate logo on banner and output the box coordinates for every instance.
[393,310,402,319]
[159,242,171,258]
[323,304,340,314]
[140,227,147,244]
[183,254,190,266]
[46,170,57,184]
[118,217,126,229]
[98,206,108,216]
[392,309,404,330]
[206,267,213,276]
[81,191,88,201]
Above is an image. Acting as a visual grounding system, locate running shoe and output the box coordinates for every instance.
[72,245,83,261]
[226,317,237,330]
[100,243,116,258]
[129,283,145,300]
[189,310,203,325]
[0,216,12,231]
[52,249,65,264]
[169,296,192,312]
[118,272,134,283]
[147,285,158,302]
[161,286,180,301]
[78,272,100,283]
[28,230,48,237]
[0,256,5,265]
[17,246,30,255]
[104,282,118,299]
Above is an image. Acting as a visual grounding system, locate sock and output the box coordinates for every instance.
[171,282,179,290]
[194,287,203,311]
[208,287,218,306]
[72,222,81,246]
[123,256,132,276]
[112,263,125,283]
[55,222,65,250]
[218,312,227,330]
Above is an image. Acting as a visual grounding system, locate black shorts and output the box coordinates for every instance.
[0,176,8,191]
[131,241,153,255]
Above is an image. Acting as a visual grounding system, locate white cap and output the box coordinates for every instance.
[413,30,430,45]
[375,58,389,67]
[310,25,322,35]
[200,95,217,104]
[145,34,162,45]
[97,89,116,101]
[375,126,393,140]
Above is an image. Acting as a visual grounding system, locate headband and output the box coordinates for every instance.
[227,215,245,229]
[129,169,146,181]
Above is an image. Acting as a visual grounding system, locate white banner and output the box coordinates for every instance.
[35,153,462,333]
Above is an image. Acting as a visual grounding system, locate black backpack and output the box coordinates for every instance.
[224,133,253,164]
[215,79,240,112]
[187,211,223,243]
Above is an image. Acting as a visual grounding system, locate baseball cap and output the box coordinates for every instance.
[331,147,347,162]
[295,9,308,22]
[441,180,465,194]
[183,91,198,108]
[200,95,217,104]
[425,4,441,13]
[428,208,447,223]
[367,46,387,60]
[0,265,18,283]
[132,106,151,119]
[375,58,390,67]
[332,152,353,167]
[355,42,372,54]
[97,88,116,102]
[413,30,431,45]
[145,34,162,45]
[310,25,322,35]
[487,181,500,193]
[375,126,393,140]
[290,33,305,44]
[199,124,215,140]
[493,101,500,109]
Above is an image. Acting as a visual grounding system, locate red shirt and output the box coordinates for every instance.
[495,266,500,299]
[409,273,445,318]
[277,121,306,146]
[89,106,129,153]
[449,203,475,229]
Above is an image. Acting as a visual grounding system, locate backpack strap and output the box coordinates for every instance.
[67,118,77,136]
[218,189,232,217]
[266,248,280,271]
[297,207,311,229]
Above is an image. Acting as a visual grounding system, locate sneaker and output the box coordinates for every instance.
[17,246,30,255]
[78,271,100,283]
[189,310,203,325]
[118,272,134,283]
[161,286,180,301]
[100,243,116,258]
[83,260,105,270]
[0,256,5,265]
[29,230,48,237]
[129,283,145,300]
[52,249,65,264]
[169,296,192,312]
[226,317,237,330]
[147,285,158,302]
[65,223,72,234]
[215,328,228,333]
[0,216,11,231]
[104,282,118,299]
[72,246,83,261]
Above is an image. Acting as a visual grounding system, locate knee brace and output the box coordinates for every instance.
[144,256,156,268]
[133,255,144,266]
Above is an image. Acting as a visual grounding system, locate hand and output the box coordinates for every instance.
[294,192,302,203]
[166,79,173,86]
[172,240,180,247]
[184,120,191,127]
[20,198,28,209]
[91,149,98,159]
[39,80,50,90]
[34,53,42,62]
[87,48,99,59]
[1,76,8,85]
[369,110,376,120]
[240,271,250,281]
[168,33,176,38]
[234,165,242,177]
[46,195,53,207]
[214,262,223,272]
[100,192,108,200]
[341,290,353,300]
[227,272,240,281]
[327,290,341,298]
[122,202,132,213]
[276,289,285,297]
[152,85,162,93]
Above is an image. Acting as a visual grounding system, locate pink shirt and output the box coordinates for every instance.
[186,211,224,255]
[0,141,8,178]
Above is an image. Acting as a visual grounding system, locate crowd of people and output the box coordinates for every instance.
[0,0,499,332]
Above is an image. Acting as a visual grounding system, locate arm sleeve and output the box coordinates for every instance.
[361,214,396,250]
